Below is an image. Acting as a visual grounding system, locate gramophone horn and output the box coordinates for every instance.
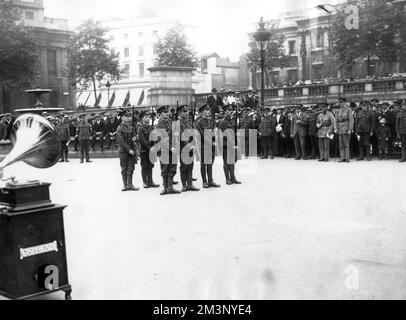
[0,113,61,170]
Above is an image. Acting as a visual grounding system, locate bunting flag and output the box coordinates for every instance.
[108,91,116,108]
[137,90,145,106]
[94,92,102,107]
[122,90,130,107]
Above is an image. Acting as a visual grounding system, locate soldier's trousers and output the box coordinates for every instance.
[140,151,155,185]
[180,158,194,187]
[318,138,330,160]
[79,139,90,162]
[119,152,136,187]
[261,136,272,156]
[160,150,177,178]
[200,148,215,184]
[308,135,317,158]
[222,148,237,181]
[338,134,350,161]
[60,140,69,161]
[293,135,306,158]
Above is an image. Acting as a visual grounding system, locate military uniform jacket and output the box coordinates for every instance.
[156,117,173,151]
[219,115,236,147]
[206,95,224,115]
[137,123,154,153]
[117,123,136,153]
[396,110,406,135]
[376,125,391,140]
[240,116,252,131]
[55,123,70,141]
[317,112,336,139]
[355,110,374,134]
[195,116,215,150]
[335,106,354,134]
[307,113,318,136]
[76,120,92,140]
[178,116,195,149]
[259,115,276,137]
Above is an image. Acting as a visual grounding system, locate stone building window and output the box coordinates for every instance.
[316,30,324,48]
[289,41,296,55]
[124,64,130,79]
[138,46,144,56]
[124,48,130,58]
[139,63,144,78]
[47,49,57,76]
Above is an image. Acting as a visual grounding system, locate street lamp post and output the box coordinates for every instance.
[253,17,271,107]
[106,80,111,108]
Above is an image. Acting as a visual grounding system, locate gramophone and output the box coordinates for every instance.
[0,114,72,300]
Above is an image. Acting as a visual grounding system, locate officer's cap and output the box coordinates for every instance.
[211,88,218,93]
[139,111,150,119]
[198,104,210,113]
[338,97,347,103]
[156,105,170,114]
[371,98,379,103]
[79,114,86,118]
[176,104,188,113]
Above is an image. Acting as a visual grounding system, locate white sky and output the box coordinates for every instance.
[44,0,340,60]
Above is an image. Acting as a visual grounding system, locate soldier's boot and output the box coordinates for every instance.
[384,152,389,160]
[230,165,242,185]
[167,176,181,194]
[357,147,364,161]
[366,148,372,161]
[187,170,200,192]
[400,148,406,163]
[59,153,64,162]
[207,165,220,188]
[160,175,168,195]
[201,165,209,188]
[224,165,232,185]
[181,171,188,192]
[142,168,150,189]
[378,152,383,160]
[127,173,139,191]
[121,173,128,192]
[65,150,69,162]
[147,170,160,188]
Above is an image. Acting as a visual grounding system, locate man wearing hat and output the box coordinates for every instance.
[219,104,242,185]
[55,115,71,162]
[155,105,181,195]
[76,114,92,163]
[116,111,139,191]
[195,104,221,189]
[240,107,252,157]
[137,111,160,189]
[259,107,277,159]
[335,98,354,163]
[243,89,259,110]
[91,115,106,152]
[176,104,200,192]
[396,101,406,162]
[355,101,375,161]
[291,105,309,160]
[317,103,336,162]
[206,88,224,115]
[375,118,391,160]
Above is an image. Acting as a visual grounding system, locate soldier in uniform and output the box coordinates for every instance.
[335,98,354,163]
[195,104,221,189]
[206,88,224,115]
[307,107,318,159]
[219,104,242,185]
[243,89,259,110]
[155,105,181,195]
[116,111,139,192]
[396,101,406,162]
[240,108,252,157]
[177,104,200,192]
[76,114,92,163]
[355,101,375,161]
[55,115,71,162]
[259,107,276,159]
[137,111,160,189]
[317,103,336,162]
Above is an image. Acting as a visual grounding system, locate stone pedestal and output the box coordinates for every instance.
[148,66,195,107]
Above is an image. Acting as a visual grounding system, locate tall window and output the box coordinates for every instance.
[139,63,144,78]
[316,30,324,48]
[288,41,296,55]
[47,49,57,76]
[124,48,130,58]
[138,46,144,56]
[124,64,130,79]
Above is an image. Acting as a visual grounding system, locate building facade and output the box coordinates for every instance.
[0,0,75,113]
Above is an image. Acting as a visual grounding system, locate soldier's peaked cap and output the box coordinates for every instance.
[338,97,347,103]
[223,104,233,111]
[156,105,170,113]
[176,104,188,113]
[139,110,150,119]
[198,104,210,112]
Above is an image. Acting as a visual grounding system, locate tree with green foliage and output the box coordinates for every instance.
[67,19,121,104]
[333,0,406,76]
[154,23,198,68]
[0,1,38,105]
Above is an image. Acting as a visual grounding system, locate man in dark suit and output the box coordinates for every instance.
[291,105,309,160]
[275,108,286,156]
[282,109,294,158]
[206,88,224,115]
[91,115,106,151]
